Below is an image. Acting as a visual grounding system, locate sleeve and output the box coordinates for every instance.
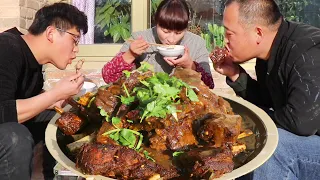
[226,65,271,107]
[101,52,134,83]
[194,62,214,89]
[272,49,320,136]
[0,43,21,124]
[192,37,215,89]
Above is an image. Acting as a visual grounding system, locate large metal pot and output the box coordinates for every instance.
[45,91,278,180]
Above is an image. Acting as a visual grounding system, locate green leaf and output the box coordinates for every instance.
[156,72,170,83]
[100,18,109,30]
[97,4,112,15]
[120,28,131,40]
[104,29,109,36]
[173,151,184,157]
[105,13,111,27]
[137,62,154,72]
[143,150,156,162]
[87,96,96,108]
[106,6,115,16]
[136,89,152,104]
[187,88,199,102]
[208,23,214,34]
[123,70,131,78]
[95,14,105,25]
[122,14,129,24]
[109,131,120,141]
[120,95,135,105]
[105,115,110,122]
[113,31,120,42]
[112,117,121,126]
[120,129,137,148]
[140,80,150,87]
[100,108,108,117]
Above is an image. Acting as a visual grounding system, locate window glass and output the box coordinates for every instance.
[94,0,131,44]
[73,0,132,45]
[277,0,320,28]
[149,0,320,51]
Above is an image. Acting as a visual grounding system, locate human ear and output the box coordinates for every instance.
[45,26,55,43]
[255,27,263,45]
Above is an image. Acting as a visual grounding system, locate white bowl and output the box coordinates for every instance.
[77,81,97,97]
[157,45,185,57]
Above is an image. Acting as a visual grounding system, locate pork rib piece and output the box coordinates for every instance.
[76,143,179,179]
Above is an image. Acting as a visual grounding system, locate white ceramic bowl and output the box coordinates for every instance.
[157,45,185,57]
[76,81,97,97]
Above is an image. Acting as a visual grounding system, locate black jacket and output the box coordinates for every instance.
[227,20,320,136]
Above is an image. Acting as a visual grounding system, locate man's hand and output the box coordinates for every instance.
[210,47,240,81]
[163,47,195,70]
[51,72,85,100]
[47,99,67,110]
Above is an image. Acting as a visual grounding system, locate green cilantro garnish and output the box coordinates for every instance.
[143,150,155,162]
[137,62,154,72]
[123,70,131,78]
[103,128,143,150]
[173,151,184,157]
[119,84,135,105]
[87,96,96,108]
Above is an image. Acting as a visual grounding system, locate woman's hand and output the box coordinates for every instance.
[129,36,150,57]
[123,36,150,64]
[163,47,195,69]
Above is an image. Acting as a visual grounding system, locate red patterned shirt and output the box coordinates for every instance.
[102,52,214,89]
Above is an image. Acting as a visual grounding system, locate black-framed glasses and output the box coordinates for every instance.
[56,27,80,45]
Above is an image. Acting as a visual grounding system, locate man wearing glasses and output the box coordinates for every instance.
[0,3,87,180]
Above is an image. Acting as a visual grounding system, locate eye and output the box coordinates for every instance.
[175,31,183,35]
[162,28,169,33]
[226,32,233,37]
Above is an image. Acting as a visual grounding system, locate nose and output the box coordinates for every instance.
[224,36,229,44]
[167,32,175,44]
[73,45,79,53]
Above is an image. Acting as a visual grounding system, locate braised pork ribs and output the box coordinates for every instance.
[56,68,245,179]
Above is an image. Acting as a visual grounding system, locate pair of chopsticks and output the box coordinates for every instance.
[125,39,175,48]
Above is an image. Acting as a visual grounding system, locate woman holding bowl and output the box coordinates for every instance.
[102,0,214,88]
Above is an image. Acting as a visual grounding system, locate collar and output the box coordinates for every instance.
[5,27,40,69]
[267,19,289,73]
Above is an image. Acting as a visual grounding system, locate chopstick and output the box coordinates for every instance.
[125,39,175,48]
[54,106,64,115]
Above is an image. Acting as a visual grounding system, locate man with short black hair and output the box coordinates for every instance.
[0,3,87,180]
[211,0,320,179]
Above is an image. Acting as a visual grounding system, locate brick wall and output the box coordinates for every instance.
[20,0,47,34]
[0,0,20,32]
[0,0,70,33]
